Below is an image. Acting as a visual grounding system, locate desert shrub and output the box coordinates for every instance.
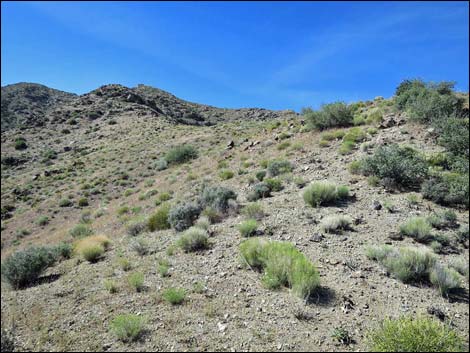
[267,160,293,176]
[255,170,266,181]
[59,197,73,207]
[177,227,209,252]
[368,315,465,352]
[238,219,258,237]
[14,137,27,150]
[343,127,367,143]
[353,115,366,126]
[118,257,132,271]
[247,182,271,201]
[241,202,264,220]
[36,215,49,226]
[366,245,462,295]
[305,102,354,130]
[75,235,110,263]
[199,185,237,214]
[1,328,14,352]
[449,257,469,279]
[168,202,202,231]
[164,145,198,165]
[162,287,186,305]
[427,210,458,230]
[69,224,93,238]
[399,217,433,243]
[155,158,168,171]
[157,258,170,277]
[360,144,428,189]
[194,216,210,231]
[264,178,283,192]
[240,238,320,299]
[110,314,146,342]
[277,141,291,150]
[429,263,462,296]
[130,238,149,256]
[1,246,58,288]
[104,279,118,293]
[127,219,147,236]
[365,108,383,124]
[437,117,469,159]
[78,197,89,207]
[421,173,469,208]
[348,160,363,174]
[147,204,171,231]
[219,169,234,180]
[53,242,73,260]
[303,181,349,207]
[320,215,353,234]
[201,207,222,224]
[127,272,144,292]
[339,140,355,154]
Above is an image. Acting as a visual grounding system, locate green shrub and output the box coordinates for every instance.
[255,170,267,181]
[367,245,436,283]
[164,145,198,165]
[238,219,258,237]
[162,287,186,305]
[240,238,320,299]
[247,182,271,201]
[110,314,146,342]
[421,173,469,208]
[118,257,132,271]
[219,169,234,180]
[59,198,73,207]
[343,127,366,143]
[368,315,465,352]
[126,219,147,236]
[267,160,293,176]
[360,144,428,189]
[399,217,433,243]
[81,244,104,262]
[104,279,118,293]
[155,158,168,171]
[348,160,363,174]
[241,202,264,220]
[78,197,89,207]
[130,238,149,256]
[14,137,27,150]
[199,185,237,214]
[303,181,349,207]
[429,263,462,296]
[305,102,354,130]
[194,216,210,231]
[36,215,49,226]
[1,246,58,288]
[201,207,222,224]
[177,227,209,252]
[427,210,458,230]
[69,224,93,238]
[339,140,355,154]
[277,141,291,150]
[264,178,283,192]
[127,272,144,292]
[320,215,352,234]
[147,204,171,231]
[168,202,202,231]
[53,242,73,259]
[157,258,170,277]
[353,115,366,126]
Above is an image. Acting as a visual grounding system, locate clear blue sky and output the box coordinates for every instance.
[2,1,469,111]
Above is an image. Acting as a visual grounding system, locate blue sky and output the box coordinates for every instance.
[1,1,469,111]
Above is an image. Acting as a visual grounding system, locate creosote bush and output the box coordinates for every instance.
[303,181,349,207]
[240,238,320,299]
[199,185,237,214]
[110,314,146,342]
[360,144,428,190]
[164,145,198,165]
[304,102,354,130]
[368,315,465,352]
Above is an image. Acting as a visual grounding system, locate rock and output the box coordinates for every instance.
[388,232,403,241]
[226,140,234,149]
[427,306,446,321]
[372,200,382,210]
[309,233,324,242]
[217,322,227,332]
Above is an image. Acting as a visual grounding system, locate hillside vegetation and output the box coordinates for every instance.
[1,79,469,352]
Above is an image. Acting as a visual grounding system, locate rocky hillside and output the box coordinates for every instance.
[1,80,469,352]
[1,83,296,131]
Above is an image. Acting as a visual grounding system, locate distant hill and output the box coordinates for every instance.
[1,82,296,131]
